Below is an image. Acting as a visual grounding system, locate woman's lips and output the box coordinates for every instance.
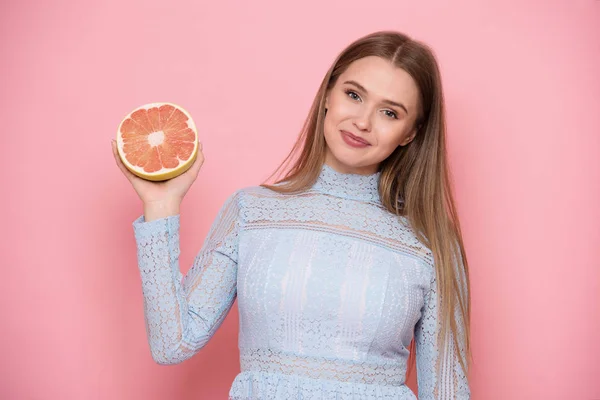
[340,130,370,148]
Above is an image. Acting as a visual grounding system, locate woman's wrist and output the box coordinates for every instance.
[143,200,181,222]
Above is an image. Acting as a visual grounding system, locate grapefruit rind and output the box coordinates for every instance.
[116,102,199,182]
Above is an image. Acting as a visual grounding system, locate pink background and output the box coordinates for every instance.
[1,0,599,399]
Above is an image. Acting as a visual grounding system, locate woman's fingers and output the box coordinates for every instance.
[191,144,205,177]
[111,140,136,182]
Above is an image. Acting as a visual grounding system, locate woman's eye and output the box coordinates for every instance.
[384,110,398,119]
[346,90,360,101]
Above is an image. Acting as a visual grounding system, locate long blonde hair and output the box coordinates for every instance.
[261,31,472,382]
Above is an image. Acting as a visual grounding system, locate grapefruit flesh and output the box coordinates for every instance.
[116,102,198,181]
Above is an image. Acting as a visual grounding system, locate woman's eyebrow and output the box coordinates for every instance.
[344,80,409,115]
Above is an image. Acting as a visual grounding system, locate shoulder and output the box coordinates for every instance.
[368,206,435,266]
[223,184,292,214]
[230,184,289,203]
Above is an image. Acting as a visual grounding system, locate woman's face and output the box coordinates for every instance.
[323,56,421,175]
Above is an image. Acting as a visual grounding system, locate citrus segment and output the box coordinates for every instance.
[116,102,199,181]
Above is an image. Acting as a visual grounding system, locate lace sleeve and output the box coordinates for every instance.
[414,261,470,399]
[132,190,242,365]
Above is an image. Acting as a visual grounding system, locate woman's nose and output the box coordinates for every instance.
[354,109,372,131]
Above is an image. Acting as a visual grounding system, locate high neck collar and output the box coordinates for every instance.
[311,163,381,203]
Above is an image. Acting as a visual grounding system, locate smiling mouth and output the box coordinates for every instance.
[340,130,370,146]
[341,131,371,146]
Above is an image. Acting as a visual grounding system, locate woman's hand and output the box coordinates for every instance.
[111,139,204,220]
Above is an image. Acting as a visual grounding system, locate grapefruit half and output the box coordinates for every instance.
[116,102,199,181]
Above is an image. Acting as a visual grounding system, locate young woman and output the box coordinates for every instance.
[112,31,472,399]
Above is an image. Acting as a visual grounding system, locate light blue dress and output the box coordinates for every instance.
[132,164,470,399]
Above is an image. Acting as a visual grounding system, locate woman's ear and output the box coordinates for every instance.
[401,135,415,146]
[324,87,333,110]
[405,121,423,145]
[400,126,419,146]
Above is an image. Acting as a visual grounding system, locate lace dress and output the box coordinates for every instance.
[132,164,470,399]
